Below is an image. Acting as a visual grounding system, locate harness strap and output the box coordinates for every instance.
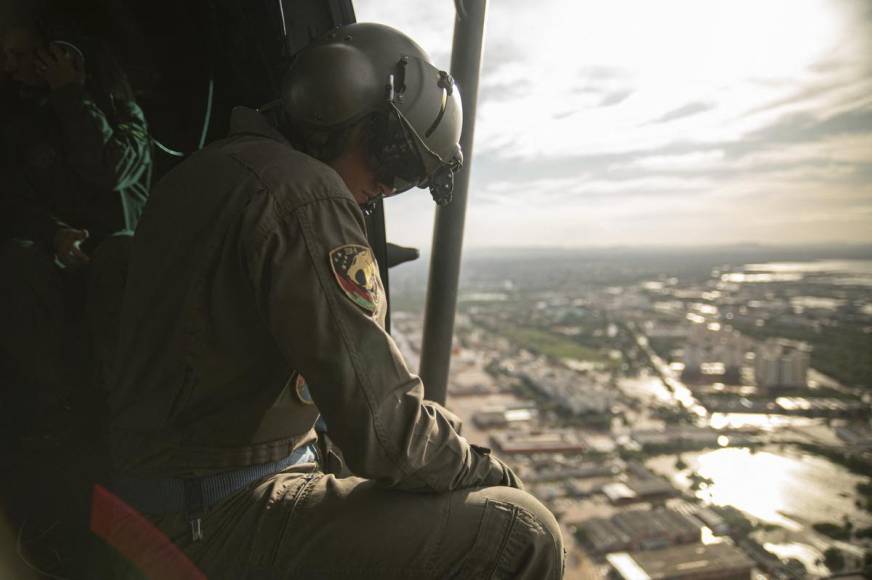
[110,442,317,517]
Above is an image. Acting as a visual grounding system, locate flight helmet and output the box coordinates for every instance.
[280,22,463,206]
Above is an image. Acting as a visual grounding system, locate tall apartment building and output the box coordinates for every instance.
[754,340,810,389]
[682,323,748,382]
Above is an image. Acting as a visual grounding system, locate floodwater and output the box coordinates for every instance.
[649,448,872,532]
[620,374,833,432]
[708,412,821,431]
[744,259,872,275]
[738,259,872,287]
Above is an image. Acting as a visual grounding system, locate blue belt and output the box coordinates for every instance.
[110,443,318,517]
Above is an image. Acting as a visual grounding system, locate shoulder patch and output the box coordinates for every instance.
[294,374,315,405]
[329,244,380,313]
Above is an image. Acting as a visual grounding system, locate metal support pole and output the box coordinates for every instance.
[419,0,488,405]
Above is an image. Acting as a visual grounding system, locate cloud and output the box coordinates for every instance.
[355,0,872,249]
[744,107,872,144]
[615,150,726,171]
[651,102,717,124]
[599,90,633,107]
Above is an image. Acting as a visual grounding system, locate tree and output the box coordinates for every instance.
[824,547,845,573]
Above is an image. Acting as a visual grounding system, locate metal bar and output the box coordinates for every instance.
[419,0,488,405]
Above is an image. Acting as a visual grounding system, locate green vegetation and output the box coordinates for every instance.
[689,472,715,491]
[855,526,872,540]
[648,337,682,362]
[501,325,609,363]
[716,505,753,535]
[824,547,845,572]
[858,482,872,513]
[651,405,695,425]
[813,522,852,541]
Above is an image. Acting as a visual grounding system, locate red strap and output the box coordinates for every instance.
[90,484,206,580]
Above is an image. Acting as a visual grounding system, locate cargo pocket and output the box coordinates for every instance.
[268,473,323,564]
[455,499,518,579]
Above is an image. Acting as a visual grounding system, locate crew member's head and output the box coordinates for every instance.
[2,25,46,87]
[277,23,463,211]
[1,10,133,119]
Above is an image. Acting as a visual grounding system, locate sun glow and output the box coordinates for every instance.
[474,0,846,158]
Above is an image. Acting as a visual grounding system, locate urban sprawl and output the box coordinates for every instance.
[392,248,872,579]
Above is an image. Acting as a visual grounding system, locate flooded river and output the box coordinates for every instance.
[647,446,872,574]
[652,448,870,530]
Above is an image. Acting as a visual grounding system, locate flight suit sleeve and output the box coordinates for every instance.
[50,84,151,191]
[246,194,521,493]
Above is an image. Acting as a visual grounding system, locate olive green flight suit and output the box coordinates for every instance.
[105,107,563,579]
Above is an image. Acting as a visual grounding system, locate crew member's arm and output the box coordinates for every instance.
[50,84,151,191]
[246,192,522,493]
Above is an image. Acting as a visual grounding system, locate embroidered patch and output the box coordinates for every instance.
[329,244,379,313]
[294,374,315,406]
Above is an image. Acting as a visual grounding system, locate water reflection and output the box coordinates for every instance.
[621,377,830,432]
[661,448,870,531]
[708,412,821,431]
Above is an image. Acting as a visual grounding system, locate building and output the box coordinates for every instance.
[580,509,702,555]
[611,509,701,551]
[681,323,749,383]
[630,428,720,451]
[692,508,729,536]
[602,478,676,505]
[472,406,537,429]
[579,518,632,555]
[606,543,754,580]
[490,429,586,455]
[603,482,637,505]
[754,339,810,389]
[529,461,622,483]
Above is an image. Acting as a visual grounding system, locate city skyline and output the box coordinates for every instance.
[356,0,872,249]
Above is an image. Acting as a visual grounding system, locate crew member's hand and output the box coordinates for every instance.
[54,228,90,269]
[35,44,85,90]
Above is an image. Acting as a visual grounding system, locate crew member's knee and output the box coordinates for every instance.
[460,486,565,579]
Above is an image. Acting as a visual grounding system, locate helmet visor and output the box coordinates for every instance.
[369,104,462,204]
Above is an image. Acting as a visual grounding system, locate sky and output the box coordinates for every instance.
[355,0,872,249]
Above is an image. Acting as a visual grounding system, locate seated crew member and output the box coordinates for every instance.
[105,23,563,579]
[0,14,152,405]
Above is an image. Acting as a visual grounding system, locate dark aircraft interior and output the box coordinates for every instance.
[0,1,414,577]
